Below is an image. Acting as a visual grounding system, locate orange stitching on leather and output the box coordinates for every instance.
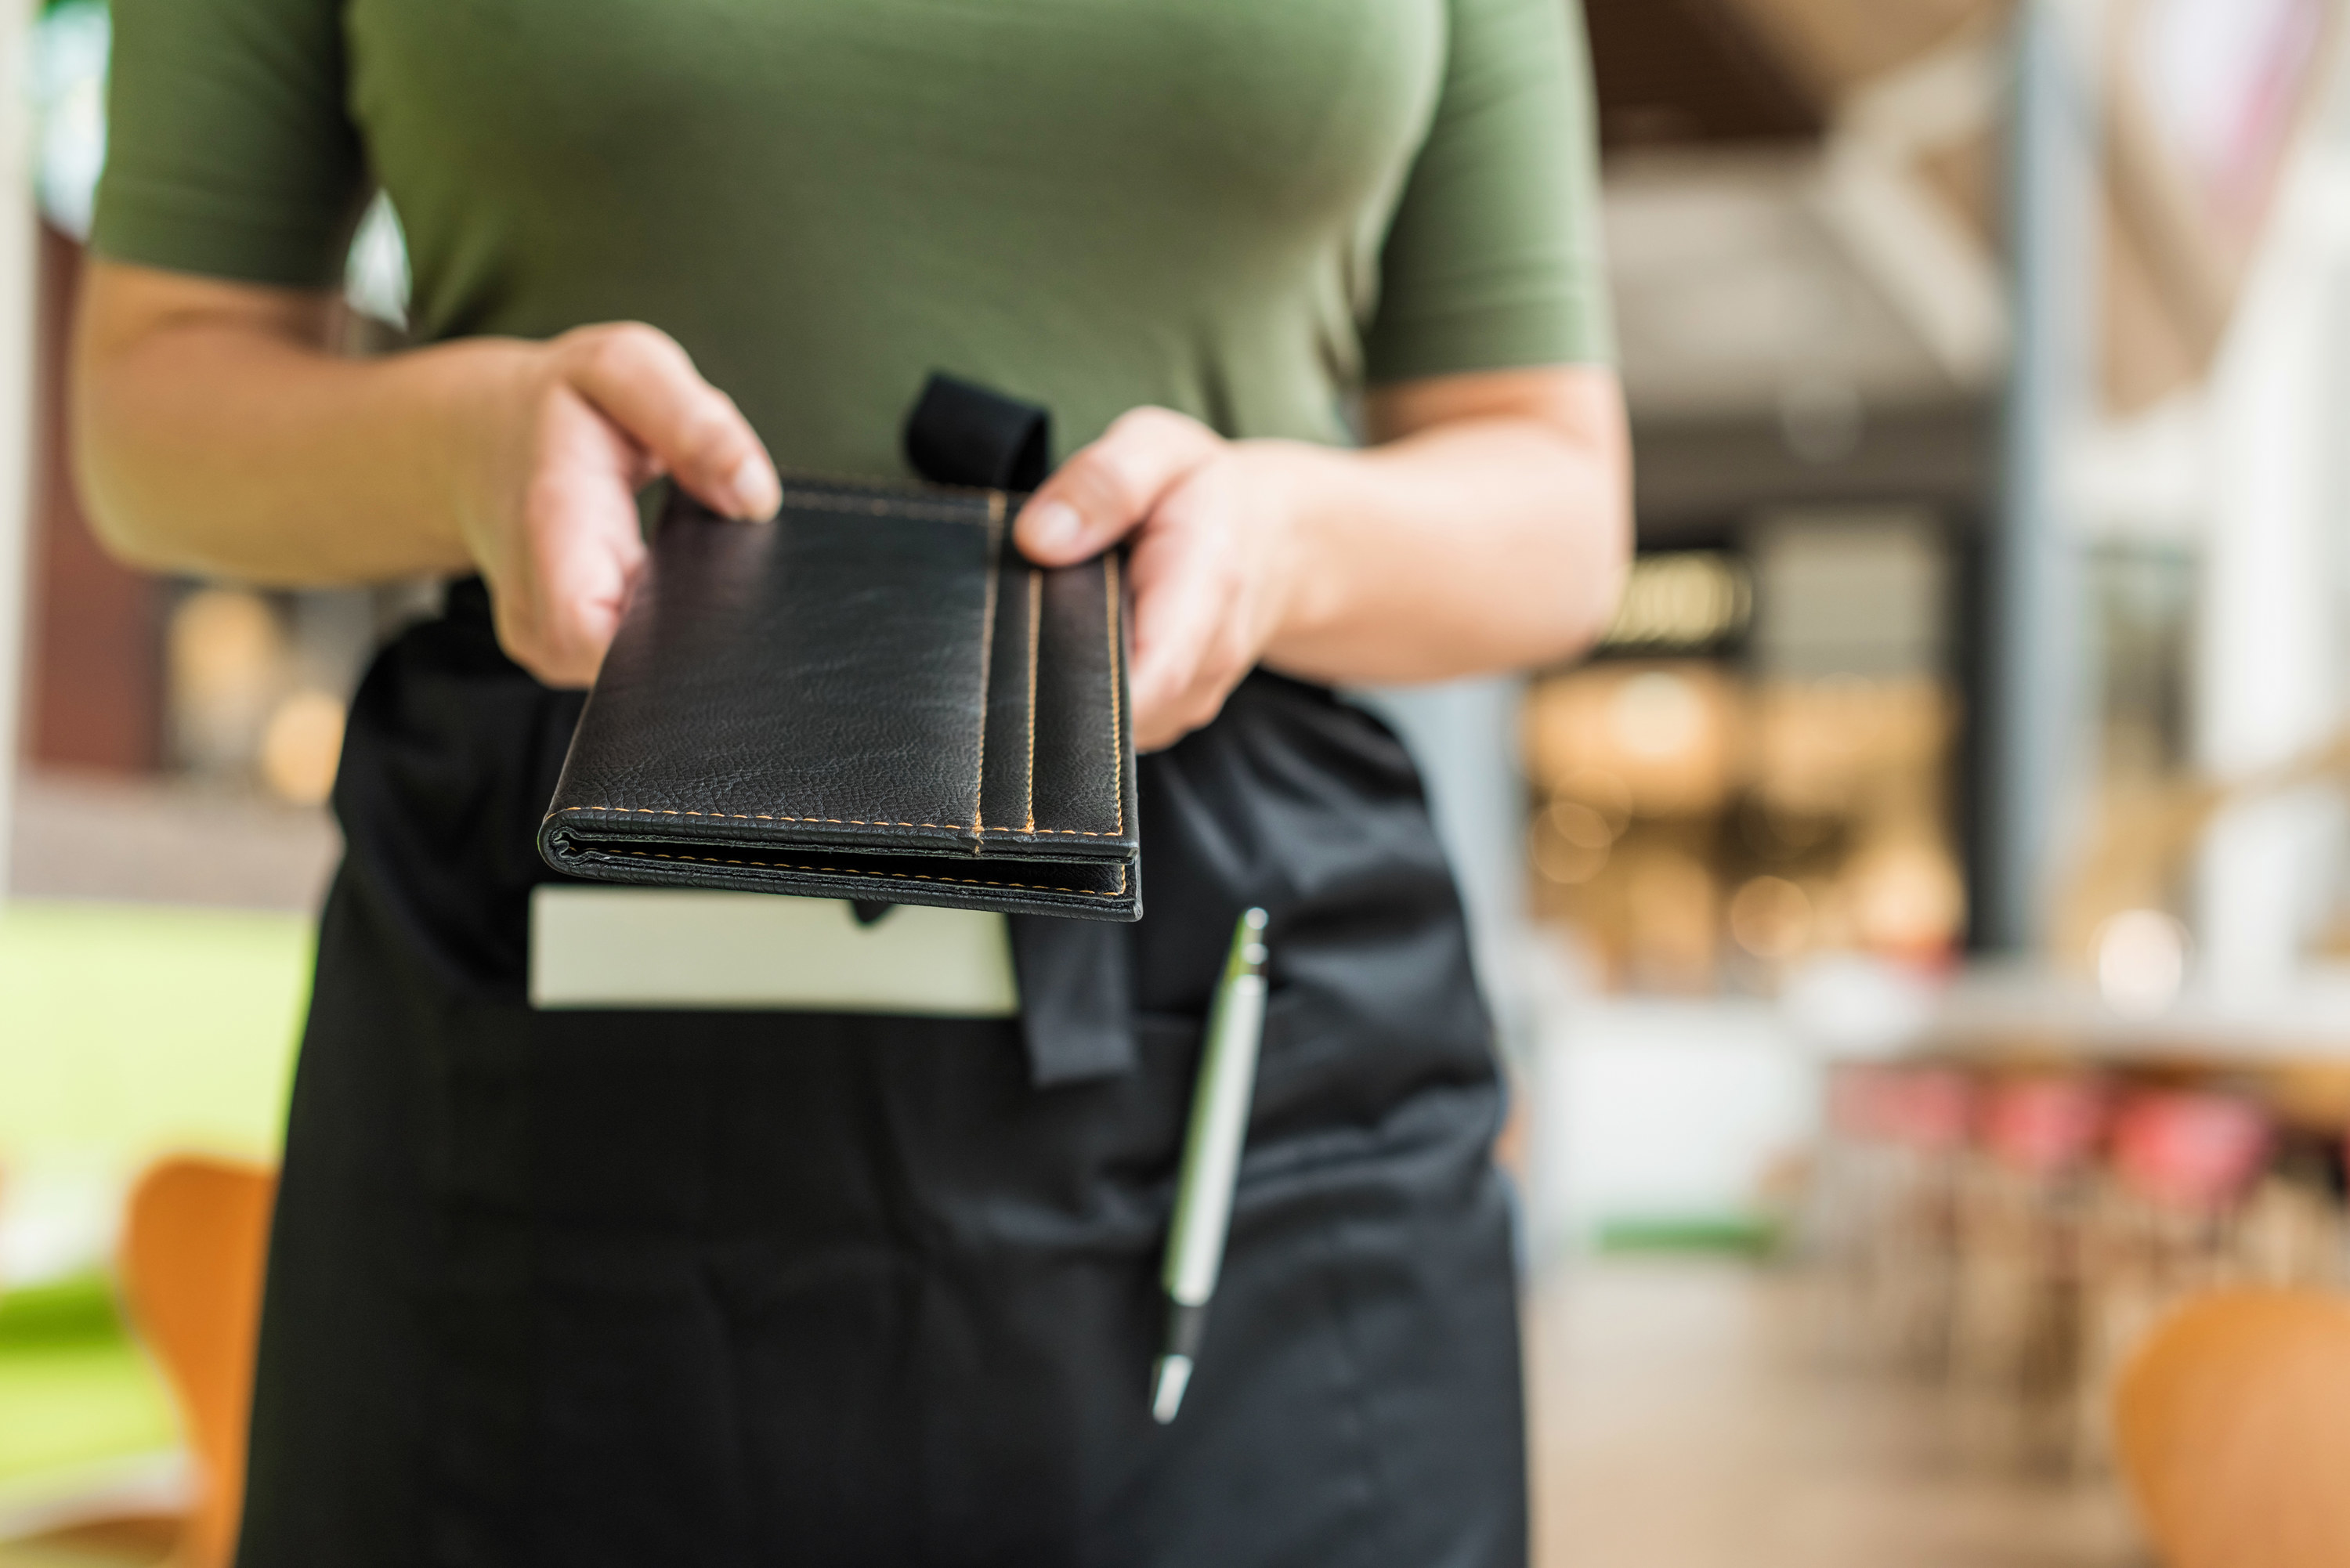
[773,468,1012,500]
[573,845,1126,898]
[777,490,995,526]
[1024,568,1040,834]
[970,498,1004,838]
[544,806,1123,836]
[553,805,972,829]
[1104,553,1126,835]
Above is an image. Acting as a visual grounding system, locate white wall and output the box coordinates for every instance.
[1528,993,1821,1260]
[0,0,39,900]
[2192,139,2350,995]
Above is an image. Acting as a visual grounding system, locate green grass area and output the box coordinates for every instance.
[1593,1212,1782,1259]
[0,1274,176,1496]
[0,1277,123,1348]
[0,900,312,1169]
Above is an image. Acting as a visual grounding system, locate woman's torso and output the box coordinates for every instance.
[110,6,1574,1559]
[350,0,1449,463]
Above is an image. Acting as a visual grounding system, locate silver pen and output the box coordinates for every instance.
[1151,907,1271,1425]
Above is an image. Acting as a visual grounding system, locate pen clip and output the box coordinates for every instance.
[1226,906,1269,984]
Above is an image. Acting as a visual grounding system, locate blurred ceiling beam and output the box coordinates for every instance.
[1605,148,1992,421]
[1588,0,2011,154]
[1723,0,2012,103]
[1631,404,1994,543]
[1590,0,2015,425]
[1813,40,2010,386]
[1584,0,1824,152]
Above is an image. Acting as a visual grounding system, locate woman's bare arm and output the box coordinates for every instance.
[77,259,1628,745]
[1014,365,1631,747]
[72,258,781,685]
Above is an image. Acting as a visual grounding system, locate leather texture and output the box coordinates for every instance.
[540,478,1139,920]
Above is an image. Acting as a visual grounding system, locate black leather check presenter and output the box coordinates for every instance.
[538,477,1141,921]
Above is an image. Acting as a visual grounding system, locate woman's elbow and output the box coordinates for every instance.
[1535,434,1632,667]
[69,397,185,576]
[67,260,331,577]
[67,312,186,573]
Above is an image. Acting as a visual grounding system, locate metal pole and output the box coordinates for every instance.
[1979,0,2088,952]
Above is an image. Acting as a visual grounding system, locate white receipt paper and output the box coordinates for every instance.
[529,886,1021,1015]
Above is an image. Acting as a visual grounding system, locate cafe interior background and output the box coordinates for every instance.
[6,0,2350,1563]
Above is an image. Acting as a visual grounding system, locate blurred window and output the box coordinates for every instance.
[1527,506,1965,992]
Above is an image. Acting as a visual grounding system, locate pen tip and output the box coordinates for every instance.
[1152,1354,1193,1424]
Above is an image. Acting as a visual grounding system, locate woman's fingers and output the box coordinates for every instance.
[1015,408,1244,746]
[1015,406,1222,564]
[509,486,647,688]
[464,320,773,686]
[555,322,780,521]
[1124,481,1259,751]
[490,394,650,687]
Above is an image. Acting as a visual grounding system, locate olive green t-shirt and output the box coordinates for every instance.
[94,0,1611,470]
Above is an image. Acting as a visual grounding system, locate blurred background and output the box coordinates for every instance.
[5,0,2350,1563]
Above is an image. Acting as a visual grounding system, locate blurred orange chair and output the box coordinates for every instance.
[118,1156,277,1568]
[2075,1091,2277,1469]
[2113,1289,2350,1568]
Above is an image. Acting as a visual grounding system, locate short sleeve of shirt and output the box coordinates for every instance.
[1363,0,1614,382]
[90,0,366,287]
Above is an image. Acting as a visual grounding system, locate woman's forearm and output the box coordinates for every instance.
[73,266,510,583]
[74,261,779,686]
[1255,386,1629,685]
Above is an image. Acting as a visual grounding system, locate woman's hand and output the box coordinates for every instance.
[1010,367,1629,754]
[74,264,782,691]
[451,323,781,688]
[1014,409,1303,752]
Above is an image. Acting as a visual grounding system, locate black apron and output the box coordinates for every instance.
[235,392,1527,1568]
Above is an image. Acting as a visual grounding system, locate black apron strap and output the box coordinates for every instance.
[1001,912,1137,1087]
[905,371,1052,492]
[903,373,1139,1088]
